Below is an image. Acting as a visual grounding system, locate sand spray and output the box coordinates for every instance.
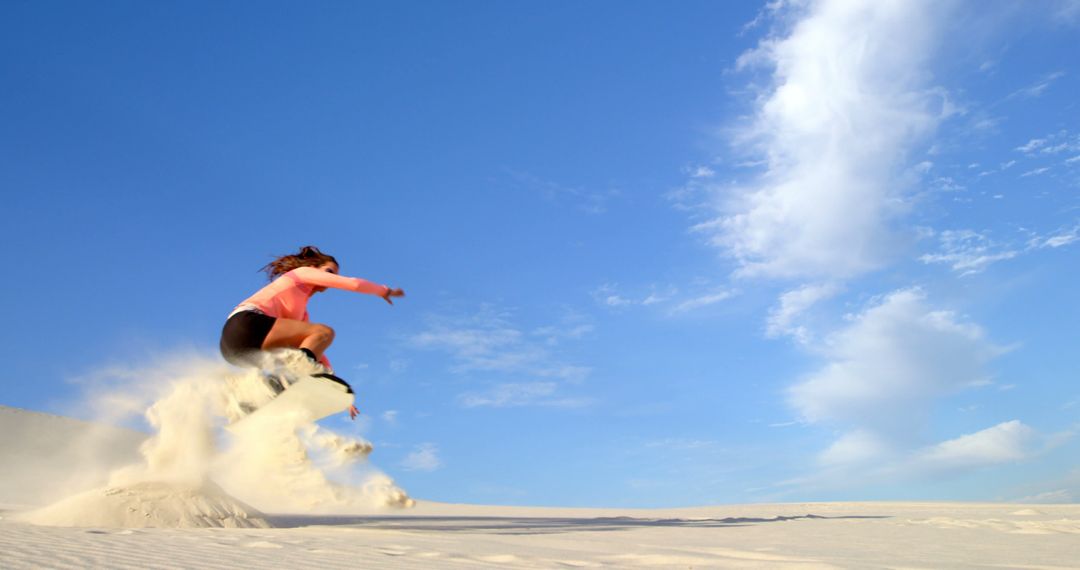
[21,351,412,528]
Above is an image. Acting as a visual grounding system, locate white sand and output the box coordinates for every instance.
[4,401,1079,568]
[0,405,146,507]
[17,480,269,529]
[3,500,1079,568]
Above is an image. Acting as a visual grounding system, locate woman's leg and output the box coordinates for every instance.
[261,318,335,360]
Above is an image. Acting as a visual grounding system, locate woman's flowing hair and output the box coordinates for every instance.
[261,245,338,280]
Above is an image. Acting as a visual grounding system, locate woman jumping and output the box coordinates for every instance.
[219,245,404,419]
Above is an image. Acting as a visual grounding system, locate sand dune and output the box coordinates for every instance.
[0,405,146,507]
[3,404,1079,568]
[3,499,1080,568]
[18,480,269,529]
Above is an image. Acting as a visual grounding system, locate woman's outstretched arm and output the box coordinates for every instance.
[287,266,391,296]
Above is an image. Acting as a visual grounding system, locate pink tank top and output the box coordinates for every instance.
[234,266,389,322]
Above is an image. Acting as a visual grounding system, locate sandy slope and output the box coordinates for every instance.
[3,405,1079,569]
[0,405,146,507]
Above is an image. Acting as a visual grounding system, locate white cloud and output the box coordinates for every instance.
[409,307,591,408]
[913,421,1035,471]
[531,312,595,346]
[789,289,1006,436]
[1009,71,1066,99]
[381,410,398,424]
[823,421,1043,479]
[919,225,1080,276]
[1013,489,1075,504]
[1040,227,1080,248]
[1017,138,1046,153]
[1055,0,1080,24]
[695,0,950,280]
[779,289,1057,490]
[604,295,631,307]
[641,291,672,305]
[671,290,735,313]
[594,282,735,315]
[690,165,716,179]
[644,437,721,450]
[532,324,593,343]
[401,443,442,472]
[919,229,1019,275]
[1021,167,1051,177]
[592,284,634,308]
[506,169,619,214]
[459,382,590,409]
[1016,130,1079,156]
[766,282,842,342]
[819,430,892,466]
[409,306,587,380]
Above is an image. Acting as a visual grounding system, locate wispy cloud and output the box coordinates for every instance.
[766,282,842,342]
[1055,0,1080,25]
[920,225,1080,275]
[1009,71,1066,99]
[1037,226,1080,248]
[460,382,591,409]
[688,165,716,179]
[531,320,594,346]
[1012,489,1075,503]
[1010,467,1080,504]
[643,437,722,451]
[1020,167,1051,177]
[671,290,735,314]
[1016,138,1048,153]
[1016,130,1079,156]
[687,1,952,280]
[595,281,736,315]
[592,284,637,308]
[407,306,591,407]
[506,169,620,214]
[919,229,1019,276]
[401,443,442,472]
[409,306,588,380]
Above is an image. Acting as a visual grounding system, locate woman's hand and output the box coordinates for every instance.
[382,287,405,305]
[348,404,359,420]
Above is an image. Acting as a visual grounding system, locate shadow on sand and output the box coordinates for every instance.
[267,513,892,535]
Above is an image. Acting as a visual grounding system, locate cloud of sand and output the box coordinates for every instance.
[21,351,413,527]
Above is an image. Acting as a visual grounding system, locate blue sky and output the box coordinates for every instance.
[2,0,1079,508]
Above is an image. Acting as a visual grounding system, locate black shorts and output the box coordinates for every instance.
[219,310,277,367]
